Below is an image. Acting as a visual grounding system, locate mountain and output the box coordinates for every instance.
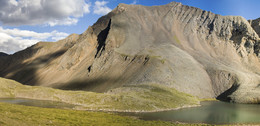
[0,52,8,57]
[1,2,260,104]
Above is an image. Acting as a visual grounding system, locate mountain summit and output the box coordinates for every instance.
[1,2,260,103]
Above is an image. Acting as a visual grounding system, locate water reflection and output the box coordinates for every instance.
[121,101,260,124]
[205,102,238,123]
[0,98,76,109]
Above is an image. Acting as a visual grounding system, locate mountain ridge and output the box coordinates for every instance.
[0,52,8,57]
[1,2,260,104]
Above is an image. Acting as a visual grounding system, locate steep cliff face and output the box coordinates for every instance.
[1,2,260,103]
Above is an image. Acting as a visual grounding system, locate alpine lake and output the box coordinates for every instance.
[1,98,260,125]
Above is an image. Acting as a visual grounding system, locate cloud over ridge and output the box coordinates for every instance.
[0,27,69,54]
[93,1,112,15]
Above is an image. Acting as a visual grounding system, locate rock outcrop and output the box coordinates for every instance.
[249,18,260,36]
[1,2,260,103]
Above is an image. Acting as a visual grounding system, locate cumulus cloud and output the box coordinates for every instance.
[0,0,91,26]
[0,27,69,54]
[93,1,112,15]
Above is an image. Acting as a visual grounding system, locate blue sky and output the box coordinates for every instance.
[0,0,259,54]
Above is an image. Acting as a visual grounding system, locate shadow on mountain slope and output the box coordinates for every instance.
[3,49,67,86]
[95,19,111,58]
[216,84,240,102]
[0,46,41,74]
[54,77,124,92]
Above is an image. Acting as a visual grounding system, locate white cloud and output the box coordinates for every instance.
[130,0,137,5]
[0,27,69,54]
[0,0,91,26]
[47,17,78,27]
[83,2,91,13]
[93,1,112,15]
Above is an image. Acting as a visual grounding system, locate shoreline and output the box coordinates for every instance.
[0,96,201,113]
[0,97,201,113]
[74,104,202,113]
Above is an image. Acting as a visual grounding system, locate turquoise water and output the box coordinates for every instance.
[121,101,260,124]
[0,98,76,109]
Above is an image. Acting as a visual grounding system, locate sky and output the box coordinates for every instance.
[0,0,259,54]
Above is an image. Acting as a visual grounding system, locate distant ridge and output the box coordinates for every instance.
[0,52,8,57]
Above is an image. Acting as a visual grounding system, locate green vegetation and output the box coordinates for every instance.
[200,98,218,101]
[0,102,217,126]
[149,55,166,64]
[0,78,231,126]
[0,77,199,112]
[104,84,199,111]
[159,58,166,64]
[173,35,181,45]
[0,102,174,126]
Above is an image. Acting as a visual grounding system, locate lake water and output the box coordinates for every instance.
[120,101,260,124]
[1,98,260,124]
[0,98,76,109]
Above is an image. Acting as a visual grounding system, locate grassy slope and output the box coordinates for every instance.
[0,77,199,112]
[0,78,206,126]
[0,102,180,126]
